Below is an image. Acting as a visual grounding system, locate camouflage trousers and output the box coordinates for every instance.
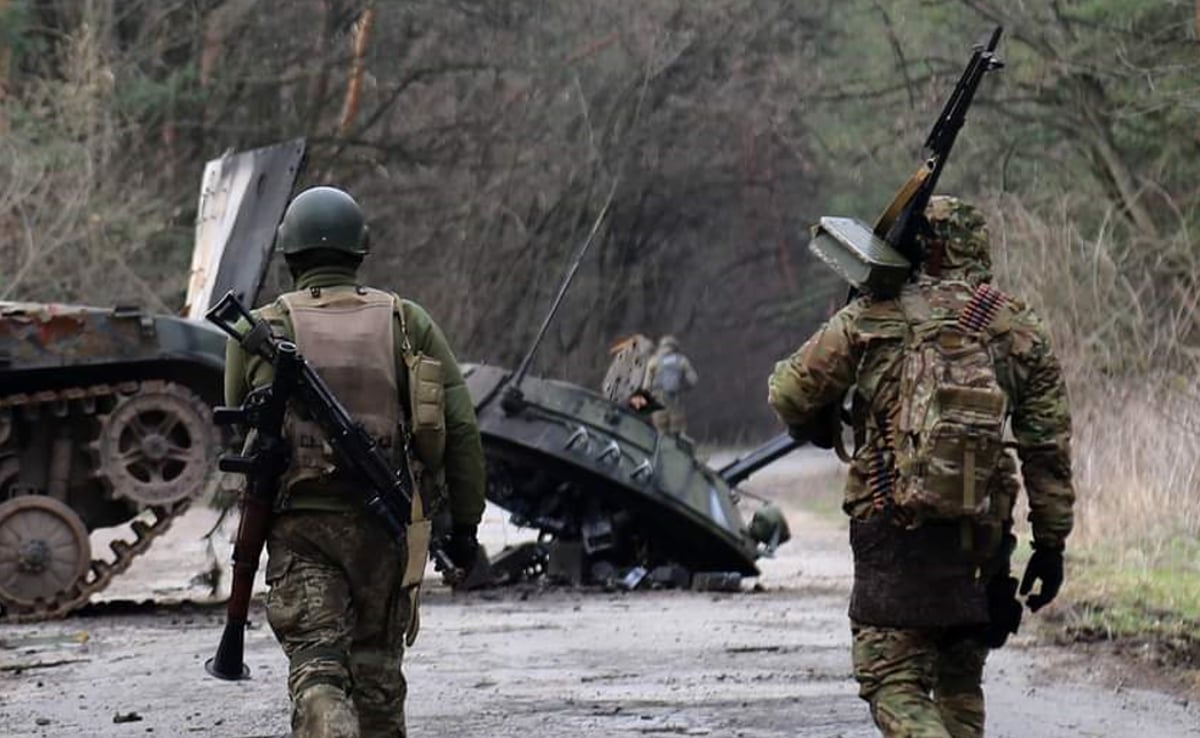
[651,397,687,435]
[266,510,415,738]
[851,622,988,738]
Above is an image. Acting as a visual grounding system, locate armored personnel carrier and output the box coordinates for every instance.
[0,140,305,621]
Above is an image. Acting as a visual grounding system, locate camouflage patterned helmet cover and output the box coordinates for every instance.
[919,195,992,284]
[659,335,679,351]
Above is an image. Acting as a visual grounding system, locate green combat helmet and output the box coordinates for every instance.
[276,186,369,257]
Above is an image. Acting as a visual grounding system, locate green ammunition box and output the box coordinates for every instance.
[807,216,911,296]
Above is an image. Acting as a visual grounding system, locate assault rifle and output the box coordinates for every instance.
[809,27,1004,295]
[203,291,458,681]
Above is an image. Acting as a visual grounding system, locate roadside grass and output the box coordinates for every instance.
[1063,537,1200,638]
[1037,538,1200,692]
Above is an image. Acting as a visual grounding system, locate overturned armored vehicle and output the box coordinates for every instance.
[0,140,305,621]
[466,364,795,587]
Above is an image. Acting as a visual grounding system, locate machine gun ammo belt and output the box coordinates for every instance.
[957,283,1008,333]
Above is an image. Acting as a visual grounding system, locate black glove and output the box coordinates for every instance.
[1019,544,1064,613]
[789,402,839,450]
[445,523,480,570]
[982,574,1022,648]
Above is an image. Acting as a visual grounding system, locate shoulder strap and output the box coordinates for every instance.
[388,293,416,361]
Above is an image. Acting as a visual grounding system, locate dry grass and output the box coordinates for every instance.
[1068,383,1200,548]
[987,193,1200,552]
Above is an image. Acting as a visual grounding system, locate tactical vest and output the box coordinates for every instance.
[652,352,688,396]
[278,287,401,490]
[275,286,437,602]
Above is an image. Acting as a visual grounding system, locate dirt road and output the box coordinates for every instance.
[2,453,1197,737]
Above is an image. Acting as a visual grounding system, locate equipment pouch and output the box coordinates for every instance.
[405,587,422,647]
[394,296,446,468]
[402,518,432,588]
[982,574,1022,648]
[406,353,446,468]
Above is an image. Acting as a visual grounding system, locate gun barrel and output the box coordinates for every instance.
[717,433,803,487]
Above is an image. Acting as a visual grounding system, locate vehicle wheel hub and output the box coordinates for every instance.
[0,496,91,608]
[91,381,218,506]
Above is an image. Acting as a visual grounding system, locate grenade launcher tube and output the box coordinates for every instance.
[205,341,301,680]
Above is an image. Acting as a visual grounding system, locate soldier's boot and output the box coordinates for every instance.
[293,684,359,738]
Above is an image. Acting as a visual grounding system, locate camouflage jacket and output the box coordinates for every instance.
[224,265,486,527]
[768,277,1074,550]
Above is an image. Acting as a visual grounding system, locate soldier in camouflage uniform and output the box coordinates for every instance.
[224,187,486,738]
[768,197,1074,737]
[645,335,699,435]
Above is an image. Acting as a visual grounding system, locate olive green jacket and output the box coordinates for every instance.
[767,276,1075,550]
[224,265,486,527]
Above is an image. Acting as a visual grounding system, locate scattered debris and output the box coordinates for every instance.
[692,572,742,592]
[619,566,649,591]
[0,658,90,673]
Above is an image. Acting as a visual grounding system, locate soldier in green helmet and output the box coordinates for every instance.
[224,186,486,738]
[767,196,1075,737]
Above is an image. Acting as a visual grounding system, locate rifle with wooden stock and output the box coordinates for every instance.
[808,26,1005,297]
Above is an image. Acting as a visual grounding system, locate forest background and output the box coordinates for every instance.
[1,0,1198,657]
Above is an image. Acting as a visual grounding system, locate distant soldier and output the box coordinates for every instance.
[767,197,1074,737]
[224,186,486,738]
[645,335,698,435]
[602,333,659,414]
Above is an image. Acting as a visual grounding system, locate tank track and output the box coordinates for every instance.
[0,382,198,623]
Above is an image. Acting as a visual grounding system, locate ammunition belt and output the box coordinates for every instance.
[957,283,1008,332]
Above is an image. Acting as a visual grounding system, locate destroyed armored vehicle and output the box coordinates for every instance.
[466,365,796,588]
[0,305,226,620]
[0,140,305,621]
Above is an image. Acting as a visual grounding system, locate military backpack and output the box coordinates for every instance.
[892,283,1010,520]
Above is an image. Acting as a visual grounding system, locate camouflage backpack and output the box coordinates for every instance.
[892,283,1010,520]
